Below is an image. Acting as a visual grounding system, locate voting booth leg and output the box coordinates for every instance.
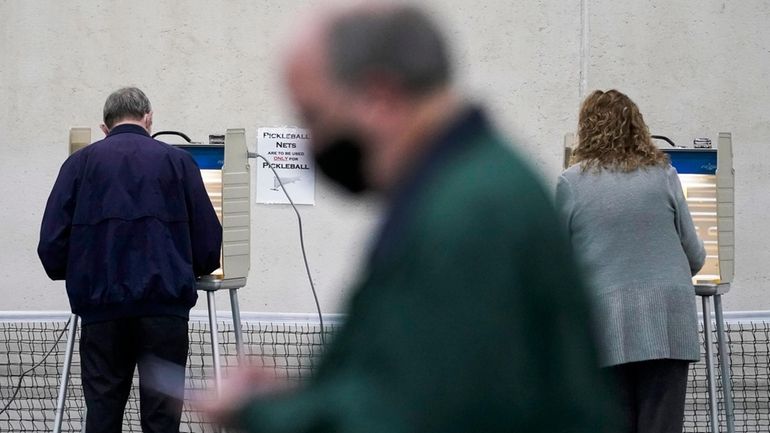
[206,291,223,395]
[229,289,245,363]
[714,295,736,433]
[702,297,720,433]
[53,314,79,433]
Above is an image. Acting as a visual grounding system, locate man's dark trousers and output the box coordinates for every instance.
[80,316,189,433]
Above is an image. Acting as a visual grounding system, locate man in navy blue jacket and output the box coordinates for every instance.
[38,87,222,433]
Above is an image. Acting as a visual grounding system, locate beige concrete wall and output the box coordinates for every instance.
[586,0,770,311]
[0,1,767,313]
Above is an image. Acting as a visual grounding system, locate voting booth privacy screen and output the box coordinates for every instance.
[562,132,735,286]
[67,128,251,282]
[661,133,734,285]
[178,129,251,281]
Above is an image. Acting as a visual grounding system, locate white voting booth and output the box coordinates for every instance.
[53,128,251,433]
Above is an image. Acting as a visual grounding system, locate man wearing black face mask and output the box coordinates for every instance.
[203,4,619,432]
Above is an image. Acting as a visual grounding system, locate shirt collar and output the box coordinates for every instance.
[107,123,150,138]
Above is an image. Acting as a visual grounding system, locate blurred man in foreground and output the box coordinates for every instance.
[39,87,222,433]
[207,4,616,432]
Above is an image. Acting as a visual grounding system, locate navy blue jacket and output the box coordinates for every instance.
[38,124,222,324]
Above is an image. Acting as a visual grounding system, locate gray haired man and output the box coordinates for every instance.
[39,87,222,433]
[204,3,617,432]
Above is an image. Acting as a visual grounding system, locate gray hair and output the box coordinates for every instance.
[103,87,152,128]
[327,6,451,95]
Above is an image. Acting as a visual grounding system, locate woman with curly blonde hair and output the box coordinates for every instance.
[556,89,706,433]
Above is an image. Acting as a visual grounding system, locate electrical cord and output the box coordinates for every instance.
[151,130,193,143]
[651,135,677,147]
[253,154,326,345]
[0,316,72,416]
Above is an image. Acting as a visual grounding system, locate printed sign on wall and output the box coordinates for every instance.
[256,127,316,205]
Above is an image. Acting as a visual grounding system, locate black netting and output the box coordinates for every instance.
[1,317,768,432]
[0,319,334,433]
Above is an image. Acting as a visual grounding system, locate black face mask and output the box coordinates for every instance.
[313,136,369,194]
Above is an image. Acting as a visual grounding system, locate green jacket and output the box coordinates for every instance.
[235,108,616,433]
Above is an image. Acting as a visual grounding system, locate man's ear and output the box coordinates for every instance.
[144,111,153,133]
[100,124,110,136]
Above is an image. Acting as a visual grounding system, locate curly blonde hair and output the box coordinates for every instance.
[571,89,668,172]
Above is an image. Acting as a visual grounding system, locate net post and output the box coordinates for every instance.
[229,289,245,364]
[714,294,736,433]
[701,295,720,433]
[206,291,223,395]
[53,314,79,433]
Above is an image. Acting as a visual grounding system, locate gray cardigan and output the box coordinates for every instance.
[556,164,706,367]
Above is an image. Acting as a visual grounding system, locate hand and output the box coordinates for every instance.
[195,366,292,426]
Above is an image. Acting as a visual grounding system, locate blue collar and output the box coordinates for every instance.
[107,123,150,138]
